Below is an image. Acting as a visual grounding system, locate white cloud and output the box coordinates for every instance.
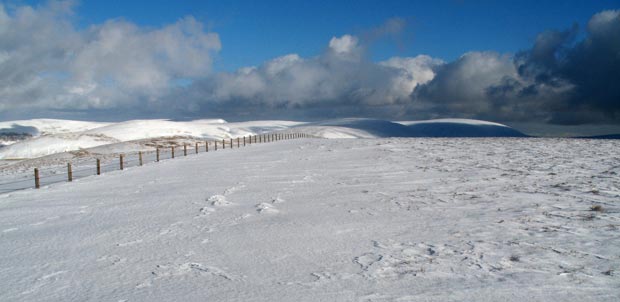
[328,34,359,54]
[183,34,442,113]
[588,9,619,34]
[380,55,444,100]
[0,1,220,115]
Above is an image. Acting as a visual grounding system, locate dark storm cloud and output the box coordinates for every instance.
[414,10,620,124]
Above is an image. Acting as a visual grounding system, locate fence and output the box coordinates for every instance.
[0,132,314,193]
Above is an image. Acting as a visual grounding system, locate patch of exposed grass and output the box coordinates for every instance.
[590,204,604,212]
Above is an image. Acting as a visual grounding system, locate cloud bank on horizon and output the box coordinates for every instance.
[0,1,618,125]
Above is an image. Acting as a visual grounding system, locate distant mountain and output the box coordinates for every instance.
[398,119,528,137]
[298,118,527,138]
[304,119,415,138]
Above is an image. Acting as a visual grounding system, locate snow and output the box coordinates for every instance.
[294,118,526,139]
[397,118,510,127]
[0,119,297,159]
[0,133,120,159]
[0,119,111,136]
[0,118,527,159]
[0,137,618,301]
[82,119,233,141]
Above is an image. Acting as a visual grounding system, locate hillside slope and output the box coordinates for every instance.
[0,118,525,159]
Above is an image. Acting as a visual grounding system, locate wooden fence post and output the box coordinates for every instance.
[34,168,40,189]
[215,141,218,150]
[243,136,246,146]
[205,141,209,152]
[96,159,101,175]
[184,144,187,156]
[139,151,143,166]
[230,138,233,149]
[195,142,198,154]
[120,155,124,170]
[156,148,160,162]
[237,137,240,148]
[172,146,175,158]
[222,139,225,149]
[67,163,73,182]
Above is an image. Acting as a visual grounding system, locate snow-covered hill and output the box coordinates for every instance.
[0,138,618,301]
[296,118,527,139]
[0,119,111,136]
[0,118,525,159]
[0,119,111,147]
[399,118,528,137]
[0,119,302,159]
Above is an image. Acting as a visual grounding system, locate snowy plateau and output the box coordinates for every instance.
[0,119,618,301]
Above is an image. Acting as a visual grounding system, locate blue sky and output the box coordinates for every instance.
[56,0,619,71]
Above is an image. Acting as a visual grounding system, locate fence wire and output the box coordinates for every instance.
[0,133,314,194]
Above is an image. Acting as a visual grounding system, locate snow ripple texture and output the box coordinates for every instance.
[0,138,618,301]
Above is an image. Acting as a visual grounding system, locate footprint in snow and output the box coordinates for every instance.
[208,195,232,206]
[195,206,215,218]
[256,203,279,214]
[271,196,285,204]
[223,183,245,195]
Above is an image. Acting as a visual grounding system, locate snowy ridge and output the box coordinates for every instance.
[0,119,111,136]
[397,118,509,127]
[0,119,300,159]
[296,118,526,139]
[0,118,525,159]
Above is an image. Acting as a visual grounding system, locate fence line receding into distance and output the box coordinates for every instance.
[0,133,315,193]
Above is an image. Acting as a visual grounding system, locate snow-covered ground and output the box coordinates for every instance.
[0,137,618,301]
